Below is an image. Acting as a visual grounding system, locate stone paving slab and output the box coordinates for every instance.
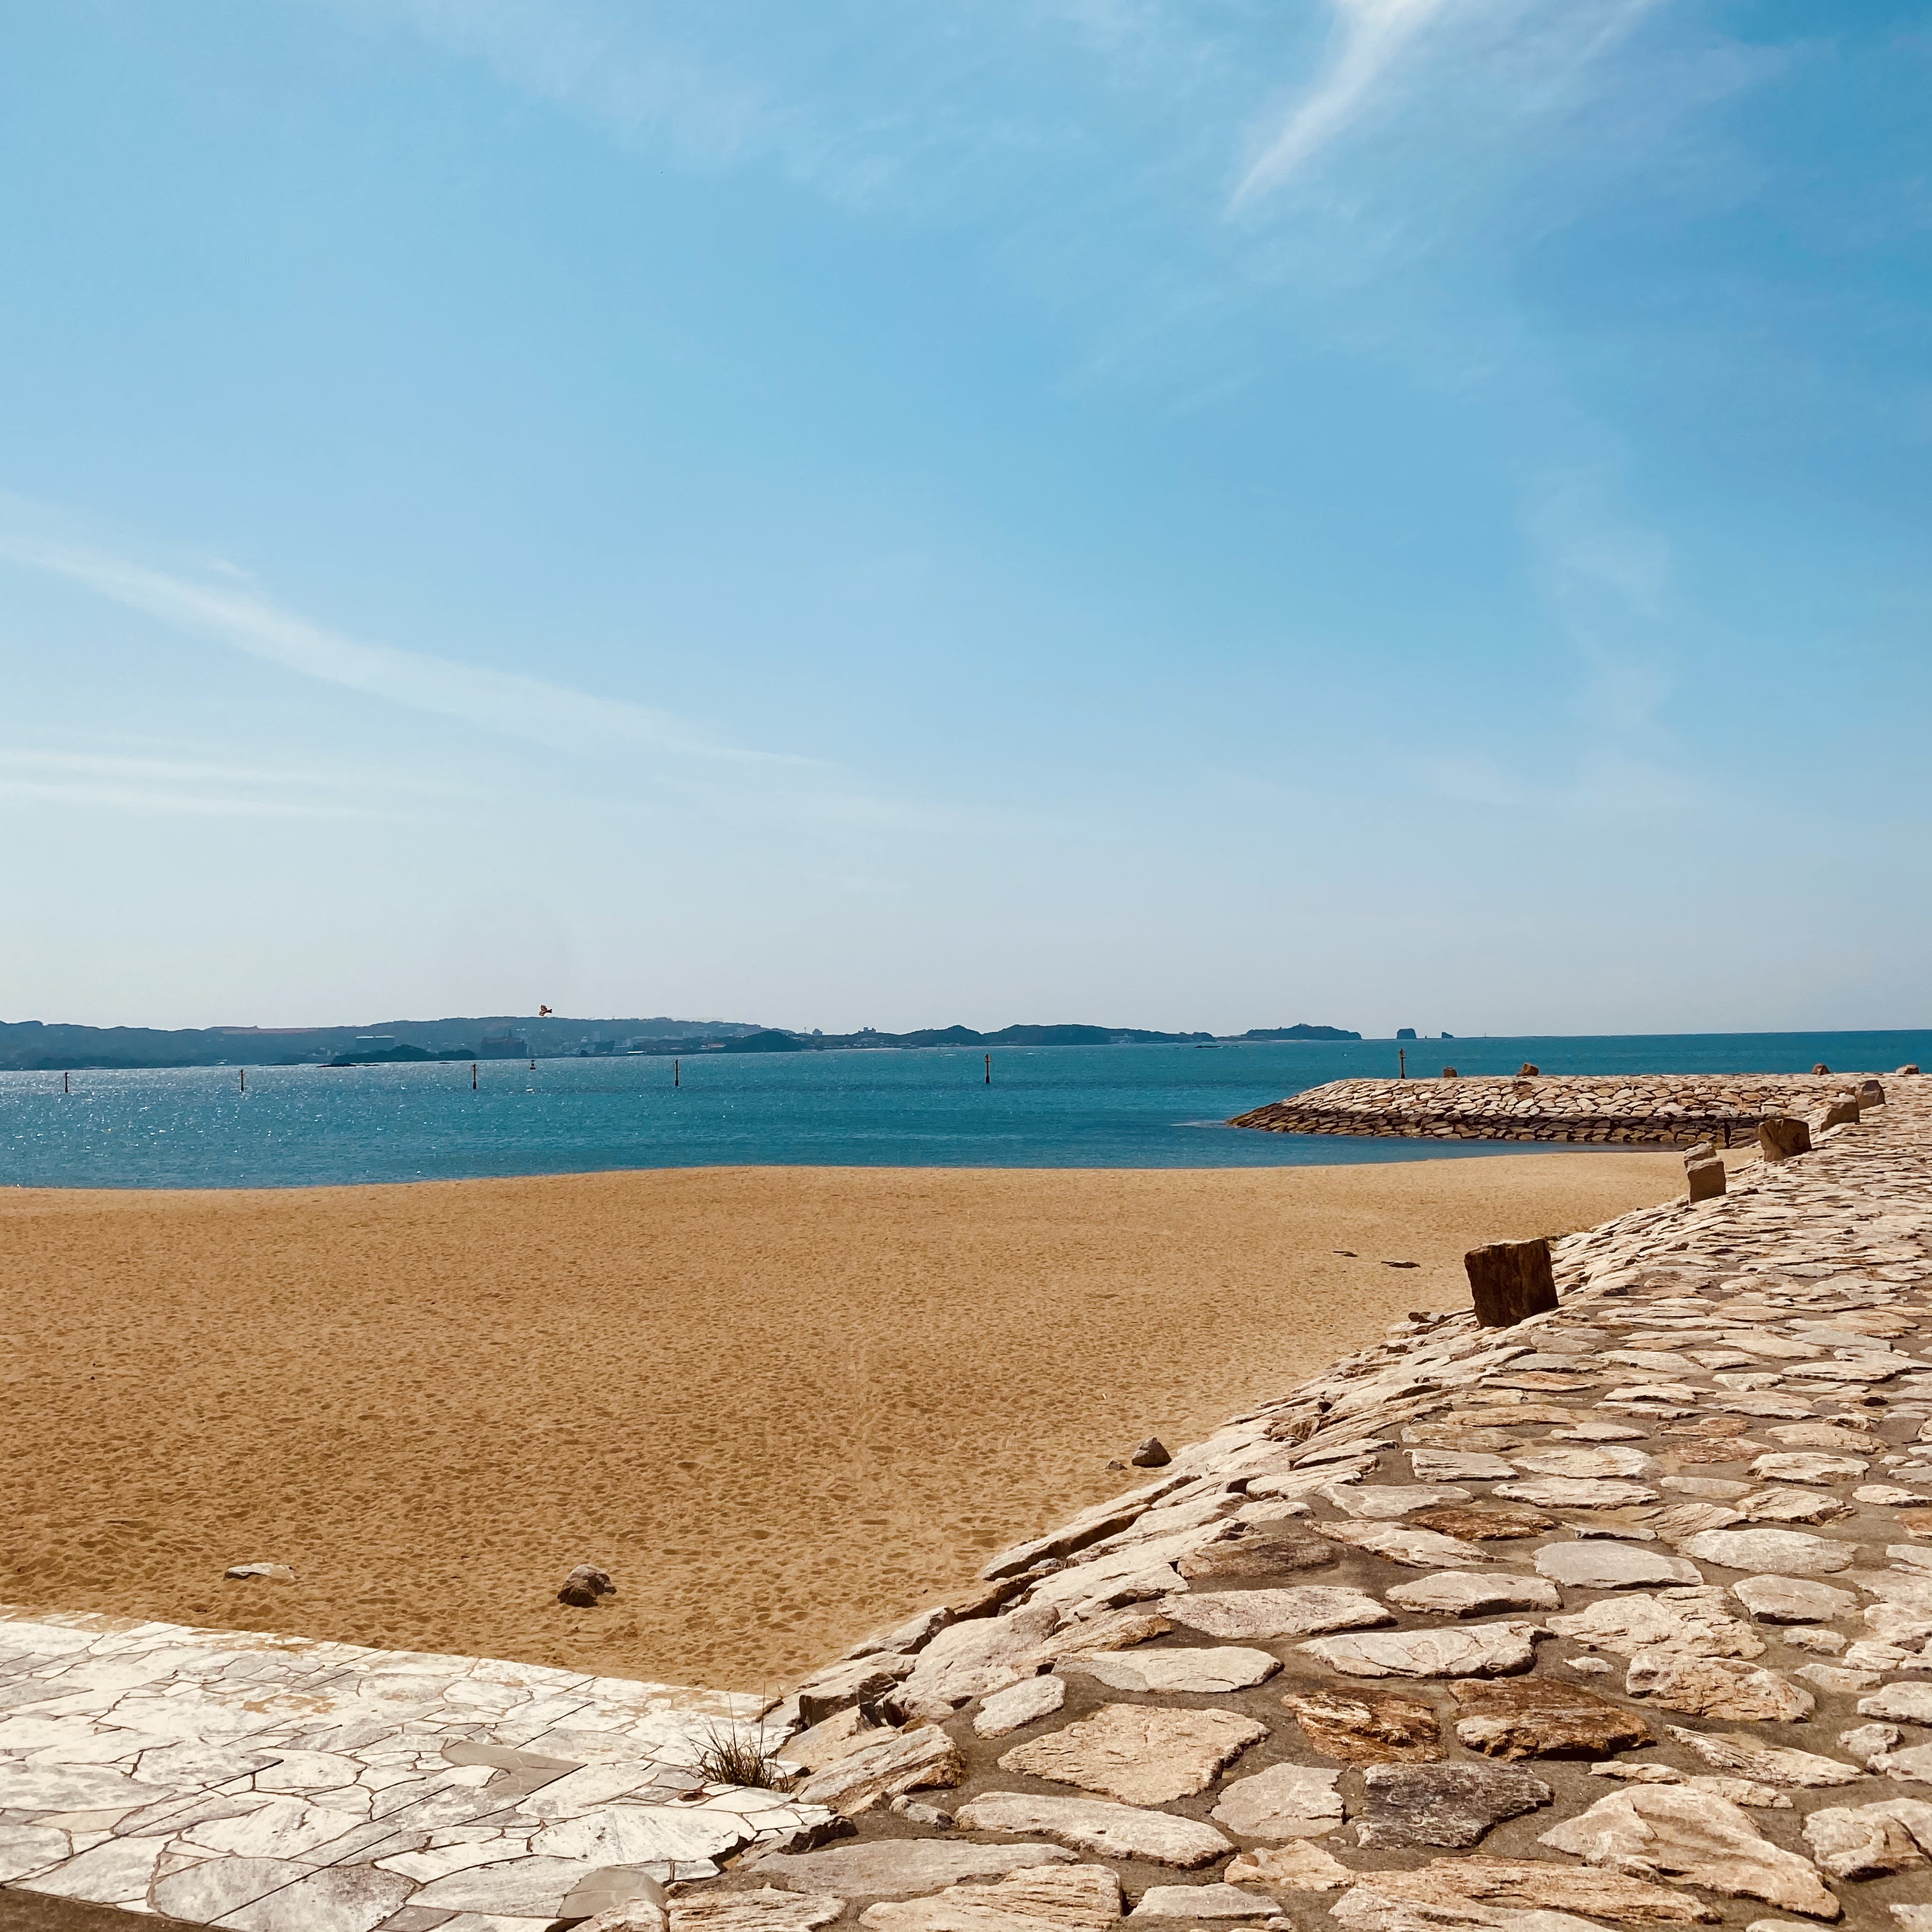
[0,1616,834,1930]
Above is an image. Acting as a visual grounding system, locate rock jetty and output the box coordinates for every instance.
[1232,1073,1884,1147]
[6,1074,1932,1932]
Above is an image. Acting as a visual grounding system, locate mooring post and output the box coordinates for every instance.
[63,1070,69,1094]
[471,1062,478,1091]
[1465,1238,1559,1327]
[240,1069,245,1094]
[674,1058,680,1089]
[1398,1046,1406,1080]
[985,1054,992,1085]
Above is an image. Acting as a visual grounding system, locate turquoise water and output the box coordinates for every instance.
[1,1030,1926,1188]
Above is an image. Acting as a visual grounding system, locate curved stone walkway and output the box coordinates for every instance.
[747,1079,1932,1932]
[7,1077,1932,1932]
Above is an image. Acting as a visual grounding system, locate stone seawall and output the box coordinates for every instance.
[1231,1073,1873,1147]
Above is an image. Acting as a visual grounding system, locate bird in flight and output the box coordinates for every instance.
[538,1004,553,1017]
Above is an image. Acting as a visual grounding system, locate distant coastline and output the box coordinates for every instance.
[0,1015,1360,1074]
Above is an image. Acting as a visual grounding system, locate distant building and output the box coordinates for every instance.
[479,1031,530,1059]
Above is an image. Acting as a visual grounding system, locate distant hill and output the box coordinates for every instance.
[0,1013,1360,1071]
[1234,1024,1362,1042]
[0,1015,762,1072]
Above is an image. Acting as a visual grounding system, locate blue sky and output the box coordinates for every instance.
[3,0,1927,1036]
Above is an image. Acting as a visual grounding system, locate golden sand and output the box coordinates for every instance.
[3,1154,1703,1689]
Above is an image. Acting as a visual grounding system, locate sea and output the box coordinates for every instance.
[2,1030,1926,1190]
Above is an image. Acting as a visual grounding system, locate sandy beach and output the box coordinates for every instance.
[3,1153,1718,1690]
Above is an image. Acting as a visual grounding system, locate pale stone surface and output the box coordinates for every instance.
[1510,1446,1658,1480]
[532,1806,755,1866]
[1680,1528,1858,1574]
[0,1827,71,1885]
[1533,1542,1700,1589]
[1224,1841,1353,1892]
[1494,1478,1660,1510]
[1749,1453,1869,1485]
[1126,1884,1278,1920]
[1770,1424,1883,1452]
[1539,1786,1839,1917]
[794,1725,963,1817]
[1690,1775,1792,1809]
[751,1844,1075,1903]
[1839,1722,1900,1761]
[1316,1523,1494,1568]
[893,1606,1062,1718]
[1062,1647,1278,1695]
[1386,1574,1560,1618]
[678,1892,845,1932]
[1746,1483,1846,1530]
[1550,1587,1764,1659]
[1731,1575,1858,1623]
[1160,1586,1390,1639]
[787,1708,889,1771]
[1873,1742,1932,1783]
[1801,1800,1932,1880]
[1208,1762,1345,1840]
[1623,1652,1815,1722]
[218,1863,417,1932]
[404,1859,604,1917]
[1328,1881,1606,1932]
[859,1865,1121,1932]
[1664,1727,1865,1788]
[1325,1483,1474,1521]
[1029,1607,1172,1664]
[1860,1682,1932,1724]
[974,1676,1068,1738]
[1355,1762,1552,1848]
[1349,1859,1719,1924]
[997,1704,1266,1806]
[1300,1622,1545,1680]
[1409,1452,1517,1482]
[951,1792,1232,1867]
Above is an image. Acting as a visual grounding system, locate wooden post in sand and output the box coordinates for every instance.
[985,1054,992,1085]
[1465,1238,1558,1327]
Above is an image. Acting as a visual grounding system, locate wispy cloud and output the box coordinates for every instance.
[0,528,806,770]
[1229,0,1450,210]
[0,519,1038,839]
[0,747,425,818]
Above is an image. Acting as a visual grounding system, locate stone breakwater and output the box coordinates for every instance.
[9,1079,1932,1932]
[1232,1073,1873,1148]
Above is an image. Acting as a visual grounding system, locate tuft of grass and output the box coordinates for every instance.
[694,1716,797,1792]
